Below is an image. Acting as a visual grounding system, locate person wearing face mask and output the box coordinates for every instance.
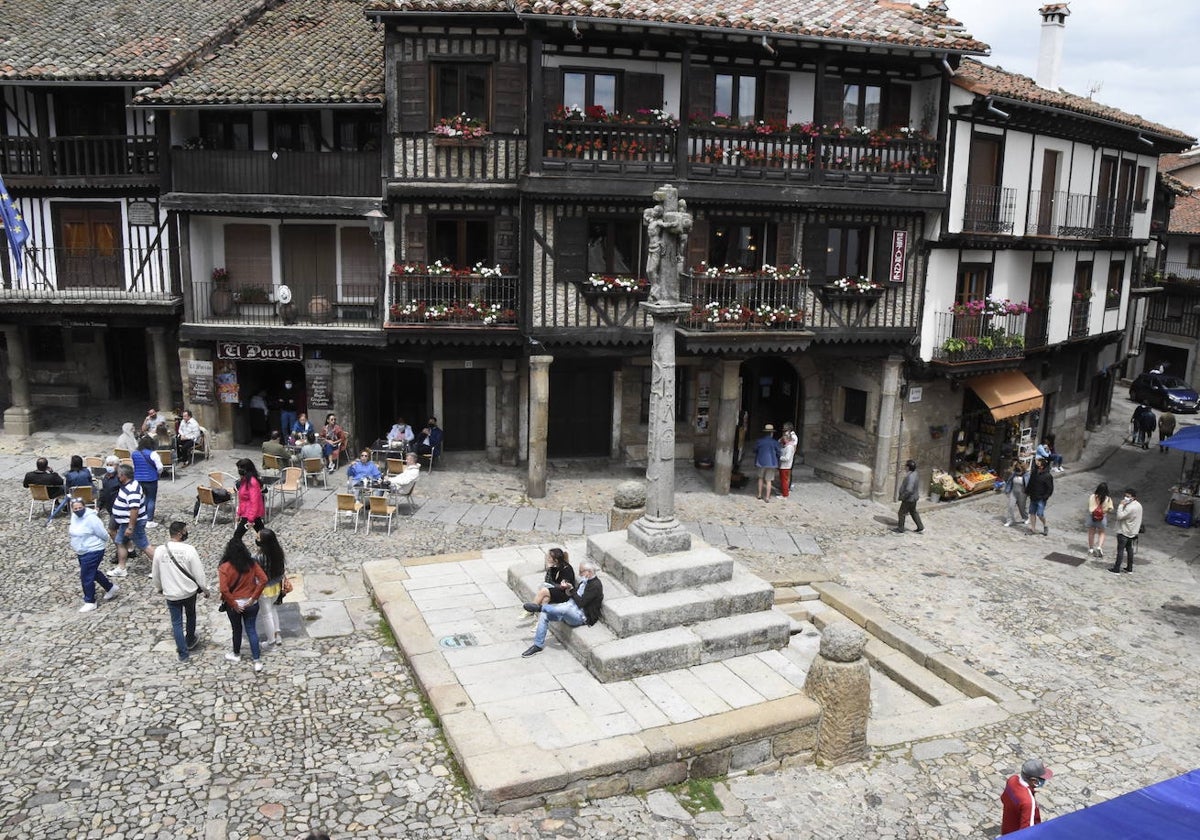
[151,521,208,662]
[69,496,117,613]
[276,379,304,440]
[233,458,266,538]
[1110,488,1143,574]
[1000,758,1053,834]
[97,455,122,565]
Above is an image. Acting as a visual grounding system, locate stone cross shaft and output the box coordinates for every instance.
[627,185,693,556]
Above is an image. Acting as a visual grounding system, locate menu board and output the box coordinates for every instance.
[305,358,332,409]
[187,360,214,405]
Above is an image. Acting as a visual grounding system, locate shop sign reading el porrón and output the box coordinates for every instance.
[216,342,303,362]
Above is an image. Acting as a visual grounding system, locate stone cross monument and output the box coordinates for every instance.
[627,185,694,555]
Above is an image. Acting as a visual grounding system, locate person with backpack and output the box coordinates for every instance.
[151,521,208,662]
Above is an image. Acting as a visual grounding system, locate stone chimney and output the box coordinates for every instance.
[1036,3,1071,90]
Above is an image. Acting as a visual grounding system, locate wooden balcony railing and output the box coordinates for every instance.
[0,245,174,300]
[189,279,379,327]
[1069,298,1091,339]
[543,120,676,176]
[384,272,520,328]
[931,311,1028,363]
[1027,190,1135,239]
[962,185,1017,234]
[0,135,158,181]
[170,149,380,196]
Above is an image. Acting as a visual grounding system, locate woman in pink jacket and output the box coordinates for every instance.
[234,457,266,538]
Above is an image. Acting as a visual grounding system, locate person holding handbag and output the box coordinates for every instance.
[253,528,288,648]
[1086,482,1114,558]
[151,521,208,662]
[218,538,268,672]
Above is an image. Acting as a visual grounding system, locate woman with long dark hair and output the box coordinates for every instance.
[233,457,266,537]
[254,528,287,648]
[522,547,575,613]
[1086,481,1114,558]
[218,537,267,672]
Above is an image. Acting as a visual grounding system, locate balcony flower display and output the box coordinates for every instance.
[388,299,515,325]
[211,267,230,285]
[753,304,804,325]
[471,261,505,279]
[552,104,678,127]
[432,113,490,140]
[1073,290,1094,302]
[827,276,884,294]
[583,274,649,294]
[950,296,1034,316]
[691,262,807,280]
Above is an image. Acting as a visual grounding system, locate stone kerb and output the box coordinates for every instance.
[804,623,871,765]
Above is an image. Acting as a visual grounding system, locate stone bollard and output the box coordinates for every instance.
[804,622,871,765]
[609,480,646,532]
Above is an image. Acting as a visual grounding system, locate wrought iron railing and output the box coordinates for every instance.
[170,149,380,196]
[189,279,379,327]
[1025,307,1050,349]
[384,272,520,327]
[962,185,1016,234]
[680,272,809,331]
[1159,260,1200,282]
[0,135,158,179]
[931,311,1028,362]
[1069,299,1091,339]
[1027,190,1135,238]
[0,245,174,300]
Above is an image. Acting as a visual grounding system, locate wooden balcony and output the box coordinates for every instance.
[930,311,1028,366]
[542,120,676,177]
[0,135,158,186]
[384,272,520,330]
[0,245,175,305]
[170,149,380,196]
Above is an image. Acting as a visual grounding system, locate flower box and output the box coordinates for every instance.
[580,287,649,301]
[433,136,486,148]
[819,287,885,303]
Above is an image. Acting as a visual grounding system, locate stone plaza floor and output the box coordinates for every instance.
[0,400,1197,837]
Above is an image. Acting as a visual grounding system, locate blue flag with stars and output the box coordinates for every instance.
[0,173,29,279]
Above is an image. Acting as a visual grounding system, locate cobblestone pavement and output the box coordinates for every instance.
[1,401,1198,838]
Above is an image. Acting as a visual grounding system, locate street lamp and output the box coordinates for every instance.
[364,208,387,244]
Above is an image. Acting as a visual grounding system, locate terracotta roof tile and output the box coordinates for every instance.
[1169,190,1200,235]
[141,0,383,106]
[1162,171,1193,198]
[0,0,274,82]
[364,0,991,53]
[1161,151,1200,174]
[954,58,1194,144]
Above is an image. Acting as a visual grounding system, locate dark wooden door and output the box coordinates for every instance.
[1036,150,1059,234]
[965,133,1003,231]
[443,368,487,451]
[548,360,613,457]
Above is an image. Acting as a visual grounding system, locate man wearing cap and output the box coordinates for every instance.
[1000,758,1053,833]
[753,424,782,503]
[894,459,924,533]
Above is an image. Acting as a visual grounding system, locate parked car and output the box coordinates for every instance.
[1129,372,1200,413]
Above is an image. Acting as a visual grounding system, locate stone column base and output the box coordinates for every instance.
[609,505,644,532]
[3,405,36,437]
[627,516,692,555]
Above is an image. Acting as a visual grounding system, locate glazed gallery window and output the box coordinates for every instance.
[433,63,489,122]
[708,221,775,271]
[842,387,868,428]
[563,70,618,113]
[841,83,882,129]
[269,111,321,152]
[587,219,640,275]
[826,226,871,279]
[715,73,757,124]
[333,112,382,152]
[955,264,992,304]
[199,113,252,151]
[1189,244,1200,270]
[429,217,491,268]
[1106,261,1124,310]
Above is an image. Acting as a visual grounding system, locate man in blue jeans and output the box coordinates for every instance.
[151,522,209,661]
[522,561,604,657]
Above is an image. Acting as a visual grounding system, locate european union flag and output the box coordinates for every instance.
[0,173,29,279]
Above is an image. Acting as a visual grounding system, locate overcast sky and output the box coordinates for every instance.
[947,0,1199,145]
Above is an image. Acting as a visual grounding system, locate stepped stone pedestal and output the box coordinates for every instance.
[509,529,791,682]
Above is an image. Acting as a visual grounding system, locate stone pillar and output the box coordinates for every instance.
[527,355,553,498]
[498,359,518,466]
[627,301,692,555]
[148,326,174,415]
[1,324,35,436]
[177,345,225,448]
[805,623,871,765]
[871,355,904,501]
[332,362,354,448]
[712,359,741,495]
[609,368,623,460]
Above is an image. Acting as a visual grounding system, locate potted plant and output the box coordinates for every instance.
[210,267,233,316]
[432,113,491,146]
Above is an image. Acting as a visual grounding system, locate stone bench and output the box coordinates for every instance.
[805,452,873,498]
[30,384,88,408]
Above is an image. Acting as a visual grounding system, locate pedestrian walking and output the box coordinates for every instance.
[1131,404,1156,449]
[754,424,782,502]
[151,521,208,662]
[1002,461,1028,527]
[1086,482,1114,558]
[1000,758,1053,834]
[110,463,156,577]
[1109,488,1143,574]
[131,435,163,526]
[894,459,924,533]
[1025,459,1054,536]
[69,496,117,613]
[233,458,266,538]
[253,528,287,648]
[1158,410,1176,453]
[218,538,268,672]
[778,422,798,499]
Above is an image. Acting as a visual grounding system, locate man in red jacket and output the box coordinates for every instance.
[1001,758,1053,834]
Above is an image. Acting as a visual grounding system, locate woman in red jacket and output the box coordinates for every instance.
[233,458,266,537]
[218,538,267,672]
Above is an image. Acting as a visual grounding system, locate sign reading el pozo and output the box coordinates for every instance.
[217,342,302,362]
[889,230,908,284]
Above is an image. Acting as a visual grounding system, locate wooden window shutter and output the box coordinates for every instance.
[623,72,665,115]
[494,216,517,272]
[543,67,564,118]
[884,82,912,130]
[404,214,427,265]
[819,75,844,126]
[555,217,587,284]
[398,60,429,133]
[687,66,714,120]
[763,72,790,123]
[492,62,527,135]
[802,222,828,284]
[686,218,709,273]
[340,227,376,288]
[224,224,272,288]
[775,221,796,267]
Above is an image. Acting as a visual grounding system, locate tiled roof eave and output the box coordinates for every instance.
[968,92,1195,148]
[133,97,385,108]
